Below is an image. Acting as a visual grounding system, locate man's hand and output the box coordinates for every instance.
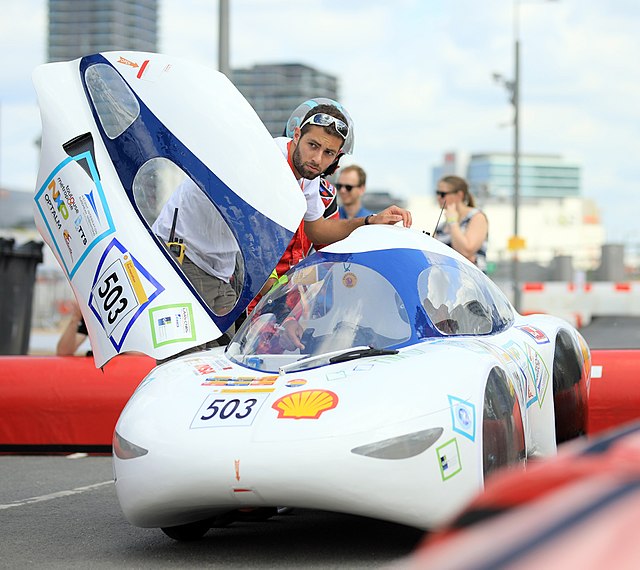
[280,318,305,350]
[370,205,412,228]
[304,204,412,246]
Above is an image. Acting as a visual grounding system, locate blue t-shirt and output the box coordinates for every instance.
[338,205,374,220]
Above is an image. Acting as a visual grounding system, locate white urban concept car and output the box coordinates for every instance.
[32,52,591,541]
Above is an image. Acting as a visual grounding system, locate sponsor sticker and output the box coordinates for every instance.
[89,238,164,350]
[524,343,550,407]
[34,152,115,278]
[448,396,476,442]
[516,325,550,344]
[201,376,278,387]
[148,303,195,347]
[437,438,462,481]
[272,389,338,420]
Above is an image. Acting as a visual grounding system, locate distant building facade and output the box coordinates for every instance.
[431,151,470,186]
[48,0,158,62]
[467,153,581,201]
[432,151,581,201]
[231,63,339,136]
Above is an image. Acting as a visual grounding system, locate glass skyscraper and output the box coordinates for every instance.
[432,151,581,201]
[231,63,339,137]
[467,153,581,201]
[48,0,158,63]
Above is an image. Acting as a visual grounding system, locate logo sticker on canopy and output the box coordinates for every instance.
[89,237,164,351]
[34,152,115,279]
[148,303,196,347]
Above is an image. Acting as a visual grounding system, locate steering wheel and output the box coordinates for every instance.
[299,328,317,353]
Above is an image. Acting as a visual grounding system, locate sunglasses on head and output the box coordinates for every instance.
[435,190,457,198]
[300,113,350,139]
[336,183,359,192]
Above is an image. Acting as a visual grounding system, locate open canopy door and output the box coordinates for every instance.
[33,51,305,367]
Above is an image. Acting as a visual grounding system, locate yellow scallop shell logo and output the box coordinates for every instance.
[272,390,339,419]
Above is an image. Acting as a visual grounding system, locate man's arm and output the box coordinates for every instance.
[56,304,88,356]
[304,205,412,245]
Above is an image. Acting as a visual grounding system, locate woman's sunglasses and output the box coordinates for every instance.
[435,190,457,198]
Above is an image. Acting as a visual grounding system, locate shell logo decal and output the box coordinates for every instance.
[285,378,307,388]
[272,390,339,419]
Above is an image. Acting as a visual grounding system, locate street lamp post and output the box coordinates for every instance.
[496,0,557,311]
[494,4,524,312]
[513,35,521,312]
[218,0,230,77]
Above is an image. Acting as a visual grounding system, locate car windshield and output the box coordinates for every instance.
[227,259,412,372]
[226,248,514,373]
[418,263,513,335]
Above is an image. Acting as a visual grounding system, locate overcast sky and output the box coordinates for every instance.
[1,0,639,243]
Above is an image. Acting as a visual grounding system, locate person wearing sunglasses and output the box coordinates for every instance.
[269,101,411,276]
[336,164,373,220]
[245,101,412,345]
[433,175,488,271]
[275,104,411,244]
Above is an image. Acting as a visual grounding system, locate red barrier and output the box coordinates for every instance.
[0,350,637,449]
[0,355,155,449]
[589,349,640,435]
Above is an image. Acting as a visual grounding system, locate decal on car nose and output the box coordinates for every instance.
[272,390,338,419]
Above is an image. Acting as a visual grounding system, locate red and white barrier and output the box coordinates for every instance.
[518,281,640,327]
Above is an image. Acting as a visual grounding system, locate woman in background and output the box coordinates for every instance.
[434,175,488,272]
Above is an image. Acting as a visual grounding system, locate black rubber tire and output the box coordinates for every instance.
[161,520,210,541]
[482,367,526,479]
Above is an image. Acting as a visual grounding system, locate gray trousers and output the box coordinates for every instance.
[158,254,237,363]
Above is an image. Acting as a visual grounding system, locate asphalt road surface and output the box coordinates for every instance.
[0,455,423,569]
[578,316,640,349]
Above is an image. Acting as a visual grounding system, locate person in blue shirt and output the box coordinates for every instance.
[336,164,374,220]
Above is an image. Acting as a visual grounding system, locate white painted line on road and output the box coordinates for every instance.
[0,480,113,510]
[66,452,89,459]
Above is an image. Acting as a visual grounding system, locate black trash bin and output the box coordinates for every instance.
[0,238,44,355]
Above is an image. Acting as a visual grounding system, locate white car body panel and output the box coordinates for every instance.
[112,226,590,530]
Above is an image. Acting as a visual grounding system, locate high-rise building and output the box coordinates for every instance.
[48,0,158,63]
[433,152,581,202]
[467,153,581,201]
[231,63,339,136]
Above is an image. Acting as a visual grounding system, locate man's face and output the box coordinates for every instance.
[337,169,364,207]
[291,126,343,180]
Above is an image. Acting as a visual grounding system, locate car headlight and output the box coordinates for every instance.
[113,430,149,460]
[351,427,444,460]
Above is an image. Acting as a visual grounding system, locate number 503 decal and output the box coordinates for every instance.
[190,393,270,429]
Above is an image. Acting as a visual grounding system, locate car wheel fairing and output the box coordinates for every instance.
[553,329,589,443]
[161,520,211,541]
[482,368,526,479]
